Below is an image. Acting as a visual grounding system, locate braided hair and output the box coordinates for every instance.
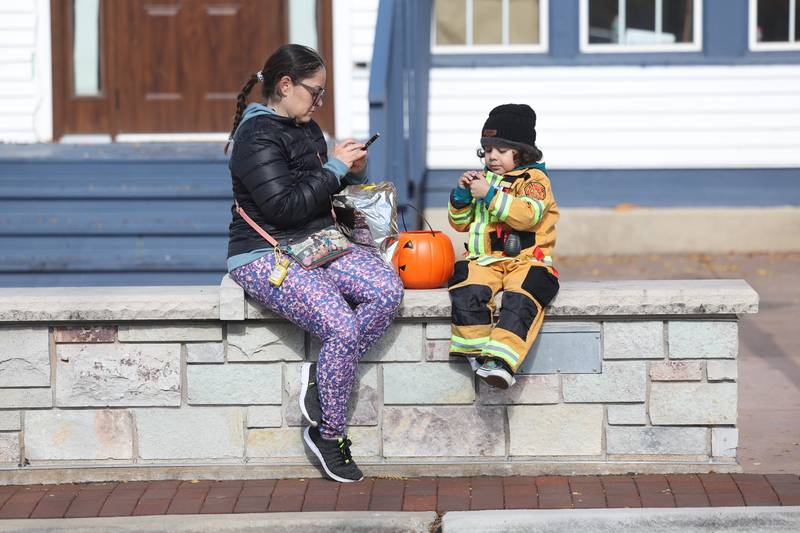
[227,44,325,151]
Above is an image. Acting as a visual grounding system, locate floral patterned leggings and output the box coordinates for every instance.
[230,245,403,439]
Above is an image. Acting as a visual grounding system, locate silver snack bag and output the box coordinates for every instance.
[333,182,398,259]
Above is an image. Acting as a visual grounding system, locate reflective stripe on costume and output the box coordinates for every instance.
[449,334,490,354]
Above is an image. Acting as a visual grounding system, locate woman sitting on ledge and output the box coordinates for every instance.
[225,44,403,483]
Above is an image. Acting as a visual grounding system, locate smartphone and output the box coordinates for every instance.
[363,132,381,150]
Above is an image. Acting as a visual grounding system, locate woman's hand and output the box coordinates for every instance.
[469,173,490,199]
[332,139,367,169]
[350,152,367,174]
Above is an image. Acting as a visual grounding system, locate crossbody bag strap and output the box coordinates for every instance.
[234,199,279,248]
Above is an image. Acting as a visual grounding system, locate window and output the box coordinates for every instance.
[580,0,702,52]
[432,0,548,53]
[750,0,800,50]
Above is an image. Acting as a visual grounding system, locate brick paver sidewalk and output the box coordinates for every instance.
[1,474,799,519]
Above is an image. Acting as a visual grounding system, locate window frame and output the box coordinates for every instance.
[431,0,549,54]
[749,0,800,51]
[579,0,703,54]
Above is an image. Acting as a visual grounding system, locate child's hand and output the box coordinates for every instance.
[458,170,480,189]
[469,173,490,199]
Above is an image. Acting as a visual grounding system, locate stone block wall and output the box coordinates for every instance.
[0,278,758,483]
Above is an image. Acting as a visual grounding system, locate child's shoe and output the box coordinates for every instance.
[299,362,322,427]
[476,359,516,389]
[467,356,482,372]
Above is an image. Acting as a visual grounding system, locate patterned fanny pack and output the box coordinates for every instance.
[234,201,352,270]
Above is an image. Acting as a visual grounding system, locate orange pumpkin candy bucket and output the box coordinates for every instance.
[389,207,455,289]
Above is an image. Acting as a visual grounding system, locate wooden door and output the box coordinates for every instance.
[112,0,286,133]
[53,0,335,138]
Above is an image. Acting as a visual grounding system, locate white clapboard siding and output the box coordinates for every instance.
[333,0,378,140]
[428,65,800,169]
[0,0,51,143]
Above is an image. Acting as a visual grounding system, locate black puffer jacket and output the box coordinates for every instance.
[227,113,344,258]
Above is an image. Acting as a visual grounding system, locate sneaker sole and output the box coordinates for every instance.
[303,427,363,483]
[299,362,318,427]
[476,368,515,390]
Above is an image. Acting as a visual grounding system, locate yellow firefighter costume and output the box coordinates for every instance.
[447,163,560,373]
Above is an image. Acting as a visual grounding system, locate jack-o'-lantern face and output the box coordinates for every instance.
[391,231,455,289]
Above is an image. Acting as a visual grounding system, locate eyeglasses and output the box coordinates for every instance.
[297,81,325,107]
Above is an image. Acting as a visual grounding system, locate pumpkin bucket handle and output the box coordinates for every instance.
[399,204,436,234]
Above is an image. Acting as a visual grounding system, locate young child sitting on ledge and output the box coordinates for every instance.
[447,104,560,389]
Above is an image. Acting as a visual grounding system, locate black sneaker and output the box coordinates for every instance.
[303,426,364,483]
[299,362,322,427]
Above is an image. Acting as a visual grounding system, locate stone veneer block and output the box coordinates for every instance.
[186,342,225,363]
[707,360,738,381]
[0,286,220,322]
[603,322,664,359]
[246,406,282,428]
[607,404,648,425]
[187,364,281,405]
[607,426,708,455]
[118,324,222,342]
[247,427,381,460]
[649,361,704,381]
[383,406,505,457]
[226,322,304,361]
[426,322,452,340]
[136,407,244,460]
[0,411,21,431]
[310,323,424,362]
[383,362,475,404]
[25,410,133,461]
[0,433,19,464]
[650,382,737,425]
[0,326,50,387]
[285,363,379,426]
[0,388,53,409]
[712,428,738,457]
[54,326,116,343]
[480,374,560,405]
[56,343,180,407]
[668,321,738,359]
[246,428,308,459]
[220,274,245,321]
[426,340,452,361]
[509,404,603,456]
[562,361,646,403]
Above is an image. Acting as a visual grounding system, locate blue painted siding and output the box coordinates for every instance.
[431,0,800,68]
[0,145,231,287]
[424,168,800,208]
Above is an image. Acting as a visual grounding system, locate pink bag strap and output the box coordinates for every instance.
[234,200,279,248]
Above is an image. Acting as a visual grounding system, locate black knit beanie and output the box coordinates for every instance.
[481,104,537,150]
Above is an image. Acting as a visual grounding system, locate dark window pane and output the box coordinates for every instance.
[663,0,694,43]
[795,0,799,40]
[435,0,467,45]
[757,0,790,42]
[589,0,619,43]
[625,0,656,44]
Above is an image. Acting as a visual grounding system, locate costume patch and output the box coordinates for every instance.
[524,181,547,200]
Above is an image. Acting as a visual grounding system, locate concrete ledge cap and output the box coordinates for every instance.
[248,278,759,319]
[0,511,438,533]
[0,278,757,323]
[0,286,219,322]
[443,506,800,533]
